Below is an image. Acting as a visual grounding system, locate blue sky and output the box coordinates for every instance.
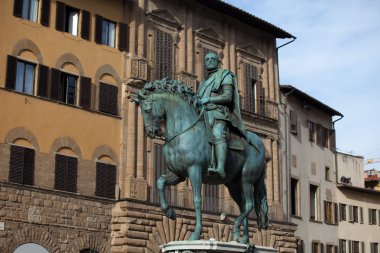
[224,0,380,169]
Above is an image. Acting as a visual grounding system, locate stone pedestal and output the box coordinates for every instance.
[160,239,278,253]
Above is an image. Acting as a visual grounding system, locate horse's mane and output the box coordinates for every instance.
[139,78,196,104]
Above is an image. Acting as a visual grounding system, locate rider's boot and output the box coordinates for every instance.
[214,140,227,178]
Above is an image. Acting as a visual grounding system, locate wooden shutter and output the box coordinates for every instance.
[329,129,336,150]
[369,209,373,225]
[40,0,51,26]
[258,82,265,115]
[348,205,354,222]
[334,202,338,224]
[9,146,24,183]
[81,10,91,40]
[154,28,173,79]
[361,242,365,253]
[6,55,17,90]
[13,0,23,17]
[50,68,61,100]
[95,15,103,44]
[243,63,258,113]
[118,23,129,51]
[96,162,107,197]
[360,207,363,223]
[55,154,66,190]
[290,110,297,134]
[67,156,77,192]
[23,147,35,185]
[107,164,116,198]
[316,124,322,145]
[80,76,92,109]
[37,64,50,97]
[108,85,118,115]
[324,201,328,223]
[99,83,108,112]
[55,1,66,31]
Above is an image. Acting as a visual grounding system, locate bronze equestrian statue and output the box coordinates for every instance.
[134,77,268,243]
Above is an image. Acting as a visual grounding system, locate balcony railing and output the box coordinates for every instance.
[240,97,278,120]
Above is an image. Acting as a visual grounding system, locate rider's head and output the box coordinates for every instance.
[205,52,219,71]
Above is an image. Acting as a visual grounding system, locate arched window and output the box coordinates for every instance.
[13,243,49,253]
[98,74,118,115]
[95,156,116,199]
[54,148,78,193]
[9,139,35,186]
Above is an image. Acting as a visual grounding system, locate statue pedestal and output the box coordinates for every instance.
[160,239,278,253]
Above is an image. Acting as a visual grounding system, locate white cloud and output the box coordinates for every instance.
[226,0,380,160]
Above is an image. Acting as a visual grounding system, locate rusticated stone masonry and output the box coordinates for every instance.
[111,200,298,253]
[0,182,114,253]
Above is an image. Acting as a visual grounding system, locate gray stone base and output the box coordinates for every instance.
[160,239,278,253]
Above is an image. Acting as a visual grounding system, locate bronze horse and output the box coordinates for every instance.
[134,79,268,243]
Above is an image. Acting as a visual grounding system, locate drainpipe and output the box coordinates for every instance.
[332,115,344,183]
[276,36,296,222]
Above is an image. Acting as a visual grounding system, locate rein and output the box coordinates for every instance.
[165,107,204,143]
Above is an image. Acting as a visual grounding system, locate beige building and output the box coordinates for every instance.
[0,0,298,252]
[280,85,380,253]
[279,85,343,253]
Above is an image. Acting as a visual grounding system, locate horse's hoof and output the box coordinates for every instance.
[164,207,176,220]
[188,232,200,240]
[240,237,249,244]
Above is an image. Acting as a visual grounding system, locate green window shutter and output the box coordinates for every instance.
[55,154,67,190]
[37,64,50,97]
[6,55,18,90]
[79,76,92,109]
[23,147,35,185]
[94,15,103,44]
[40,0,51,27]
[13,0,23,17]
[55,1,66,32]
[108,84,118,115]
[118,23,129,52]
[9,146,24,183]
[107,164,116,198]
[50,68,61,100]
[81,10,91,40]
[67,156,77,193]
[99,82,109,112]
[95,162,107,197]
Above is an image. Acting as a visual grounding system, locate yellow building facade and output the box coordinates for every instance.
[0,0,297,252]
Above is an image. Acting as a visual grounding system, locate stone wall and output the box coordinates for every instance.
[0,182,114,253]
[111,200,297,253]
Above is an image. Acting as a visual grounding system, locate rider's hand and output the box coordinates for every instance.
[197,98,210,106]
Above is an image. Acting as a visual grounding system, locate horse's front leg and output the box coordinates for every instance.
[188,165,203,240]
[157,170,184,220]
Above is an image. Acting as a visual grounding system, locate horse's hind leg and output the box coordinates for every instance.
[254,173,269,229]
[232,182,254,243]
[226,182,249,244]
[157,170,184,220]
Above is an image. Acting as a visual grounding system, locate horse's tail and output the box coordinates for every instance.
[254,166,269,230]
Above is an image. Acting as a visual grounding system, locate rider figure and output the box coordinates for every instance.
[197,52,247,178]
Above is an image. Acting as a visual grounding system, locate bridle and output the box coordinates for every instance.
[143,94,204,143]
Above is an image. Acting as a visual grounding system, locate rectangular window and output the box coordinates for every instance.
[312,242,322,253]
[65,6,79,35]
[15,60,35,95]
[339,239,347,253]
[322,127,329,148]
[325,166,331,181]
[60,72,77,105]
[54,154,77,192]
[324,201,338,224]
[290,110,297,134]
[371,243,379,253]
[326,244,334,253]
[349,241,359,253]
[340,203,347,221]
[291,178,300,216]
[360,207,364,224]
[310,184,319,221]
[9,145,35,185]
[308,121,315,142]
[95,162,116,199]
[369,208,377,225]
[101,19,116,47]
[22,0,39,22]
[155,28,173,79]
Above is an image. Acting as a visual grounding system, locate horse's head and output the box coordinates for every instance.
[135,91,165,139]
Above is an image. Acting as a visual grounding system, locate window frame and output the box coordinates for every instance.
[60,71,78,105]
[22,0,39,22]
[310,184,320,221]
[291,177,300,216]
[15,58,36,95]
[101,18,116,47]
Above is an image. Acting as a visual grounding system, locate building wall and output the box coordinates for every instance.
[280,94,339,252]
[336,152,364,187]
[0,0,297,252]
